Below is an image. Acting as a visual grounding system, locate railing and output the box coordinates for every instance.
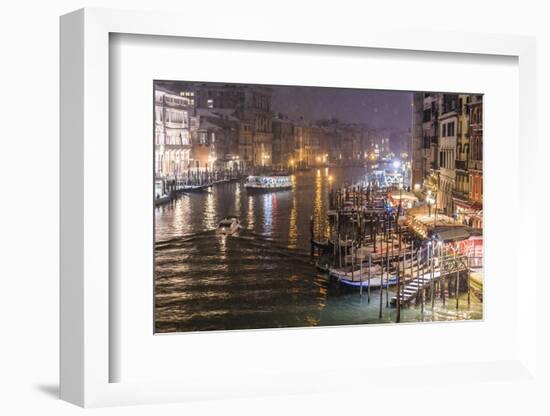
[468,256,483,269]
[438,254,469,274]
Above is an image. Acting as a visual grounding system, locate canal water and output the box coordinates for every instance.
[155,167,482,333]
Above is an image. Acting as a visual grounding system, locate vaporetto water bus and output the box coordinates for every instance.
[244,174,292,192]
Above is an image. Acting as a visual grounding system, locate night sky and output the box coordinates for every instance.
[270,86,412,131]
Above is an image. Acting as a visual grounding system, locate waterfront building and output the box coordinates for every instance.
[186,83,273,168]
[238,121,253,169]
[413,93,441,194]
[368,129,391,161]
[186,108,244,174]
[438,94,459,216]
[293,120,307,168]
[453,95,473,224]
[244,86,273,167]
[272,115,295,169]
[467,95,483,229]
[154,88,193,195]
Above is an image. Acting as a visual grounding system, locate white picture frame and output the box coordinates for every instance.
[60,7,540,408]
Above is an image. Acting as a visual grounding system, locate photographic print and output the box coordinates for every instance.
[154,81,483,333]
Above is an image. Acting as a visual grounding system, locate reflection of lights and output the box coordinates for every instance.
[328,175,333,182]
[393,160,401,169]
[288,193,298,249]
[218,233,227,260]
[313,167,322,241]
[247,196,254,230]
[234,183,241,214]
[262,193,273,234]
[204,192,216,230]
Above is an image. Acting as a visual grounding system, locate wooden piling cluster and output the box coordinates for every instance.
[312,181,474,321]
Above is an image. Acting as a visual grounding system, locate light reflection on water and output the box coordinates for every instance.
[154,167,482,333]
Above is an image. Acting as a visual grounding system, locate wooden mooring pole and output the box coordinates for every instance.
[455,250,460,311]
[396,224,401,323]
[430,244,435,311]
[378,221,383,319]
[368,253,371,303]
[359,251,363,298]
[467,267,471,308]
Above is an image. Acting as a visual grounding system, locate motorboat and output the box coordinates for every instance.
[217,216,241,236]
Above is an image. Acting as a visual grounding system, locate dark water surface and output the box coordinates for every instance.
[154,167,482,333]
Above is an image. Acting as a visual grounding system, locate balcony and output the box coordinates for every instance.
[165,121,186,129]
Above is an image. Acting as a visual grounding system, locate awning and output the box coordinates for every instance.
[432,227,472,242]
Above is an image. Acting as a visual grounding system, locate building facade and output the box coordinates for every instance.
[243,86,273,167]
[412,92,483,230]
[154,88,193,194]
[467,95,483,229]
[184,83,273,168]
[438,94,459,216]
[453,95,472,222]
[272,116,295,169]
[368,129,391,161]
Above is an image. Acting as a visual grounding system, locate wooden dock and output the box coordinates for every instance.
[390,253,470,308]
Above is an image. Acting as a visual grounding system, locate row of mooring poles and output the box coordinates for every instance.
[396,216,402,323]
[378,215,384,319]
[430,243,435,311]
[358,251,372,303]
